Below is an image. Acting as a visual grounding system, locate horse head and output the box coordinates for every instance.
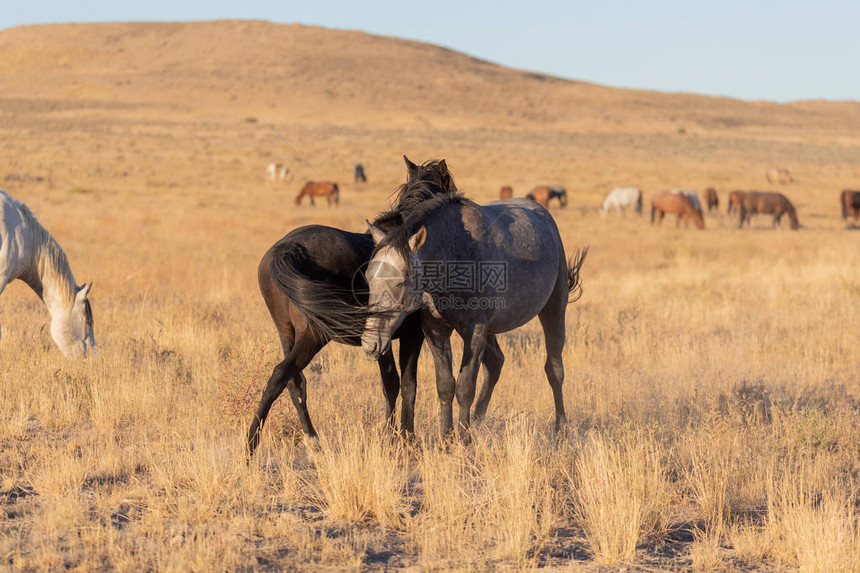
[362,224,425,360]
[51,282,96,359]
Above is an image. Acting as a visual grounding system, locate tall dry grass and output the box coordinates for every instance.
[571,430,670,564]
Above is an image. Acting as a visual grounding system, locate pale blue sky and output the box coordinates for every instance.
[3,0,857,102]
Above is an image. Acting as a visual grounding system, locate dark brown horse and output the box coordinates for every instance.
[527,185,567,208]
[499,186,513,200]
[841,190,860,222]
[651,191,705,229]
[248,158,503,456]
[727,190,746,215]
[738,191,799,230]
[295,181,339,206]
[704,188,719,212]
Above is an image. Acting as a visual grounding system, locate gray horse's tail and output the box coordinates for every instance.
[566,247,589,303]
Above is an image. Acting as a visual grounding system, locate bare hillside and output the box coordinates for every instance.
[2,20,859,135]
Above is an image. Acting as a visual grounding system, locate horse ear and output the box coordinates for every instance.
[76,282,92,302]
[367,221,386,244]
[437,159,447,173]
[408,226,427,252]
[404,155,419,178]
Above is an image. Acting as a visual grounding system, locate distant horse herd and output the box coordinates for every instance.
[1,158,857,455]
[269,161,852,232]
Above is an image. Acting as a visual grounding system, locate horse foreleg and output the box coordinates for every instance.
[397,316,424,436]
[454,323,488,443]
[0,282,6,365]
[473,334,504,423]
[421,313,456,438]
[377,350,400,431]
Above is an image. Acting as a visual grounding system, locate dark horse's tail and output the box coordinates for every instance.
[650,203,656,224]
[566,247,589,303]
[268,243,368,341]
[842,191,848,219]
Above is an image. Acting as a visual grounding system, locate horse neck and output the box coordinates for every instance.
[416,207,472,268]
[787,204,799,225]
[26,230,77,320]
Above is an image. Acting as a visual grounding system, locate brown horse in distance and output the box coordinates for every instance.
[295,181,339,206]
[739,191,799,230]
[499,186,513,200]
[704,187,719,212]
[766,167,794,184]
[651,191,705,229]
[841,190,860,222]
[527,185,567,208]
[727,190,746,215]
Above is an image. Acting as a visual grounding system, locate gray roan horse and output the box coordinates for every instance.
[0,189,94,358]
[248,157,503,455]
[363,193,587,439]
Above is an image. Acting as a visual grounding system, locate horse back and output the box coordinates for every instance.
[435,200,565,332]
[259,225,373,345]
[0,191,31,282]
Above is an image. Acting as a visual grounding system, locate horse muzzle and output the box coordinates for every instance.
[361,333,391,361]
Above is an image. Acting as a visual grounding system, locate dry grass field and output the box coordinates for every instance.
[1,20,859,571]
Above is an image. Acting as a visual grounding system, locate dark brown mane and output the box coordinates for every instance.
[371,158,458,230]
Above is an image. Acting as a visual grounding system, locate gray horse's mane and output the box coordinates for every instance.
[17,199,77,307]
[373,191,467,259]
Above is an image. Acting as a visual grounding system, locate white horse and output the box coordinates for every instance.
[599,186,642,215]
[671,189,702,212]
[0,189,95,359]
[266,162,289,182]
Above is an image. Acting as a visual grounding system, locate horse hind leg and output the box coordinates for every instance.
[538,274,570,430]
[473,334,504,423]
[247,334,322,456]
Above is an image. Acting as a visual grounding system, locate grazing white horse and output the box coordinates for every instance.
[266,162,289,182]
[599,186,643,215]
[671,189,702,212]
[0,189,95,359]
